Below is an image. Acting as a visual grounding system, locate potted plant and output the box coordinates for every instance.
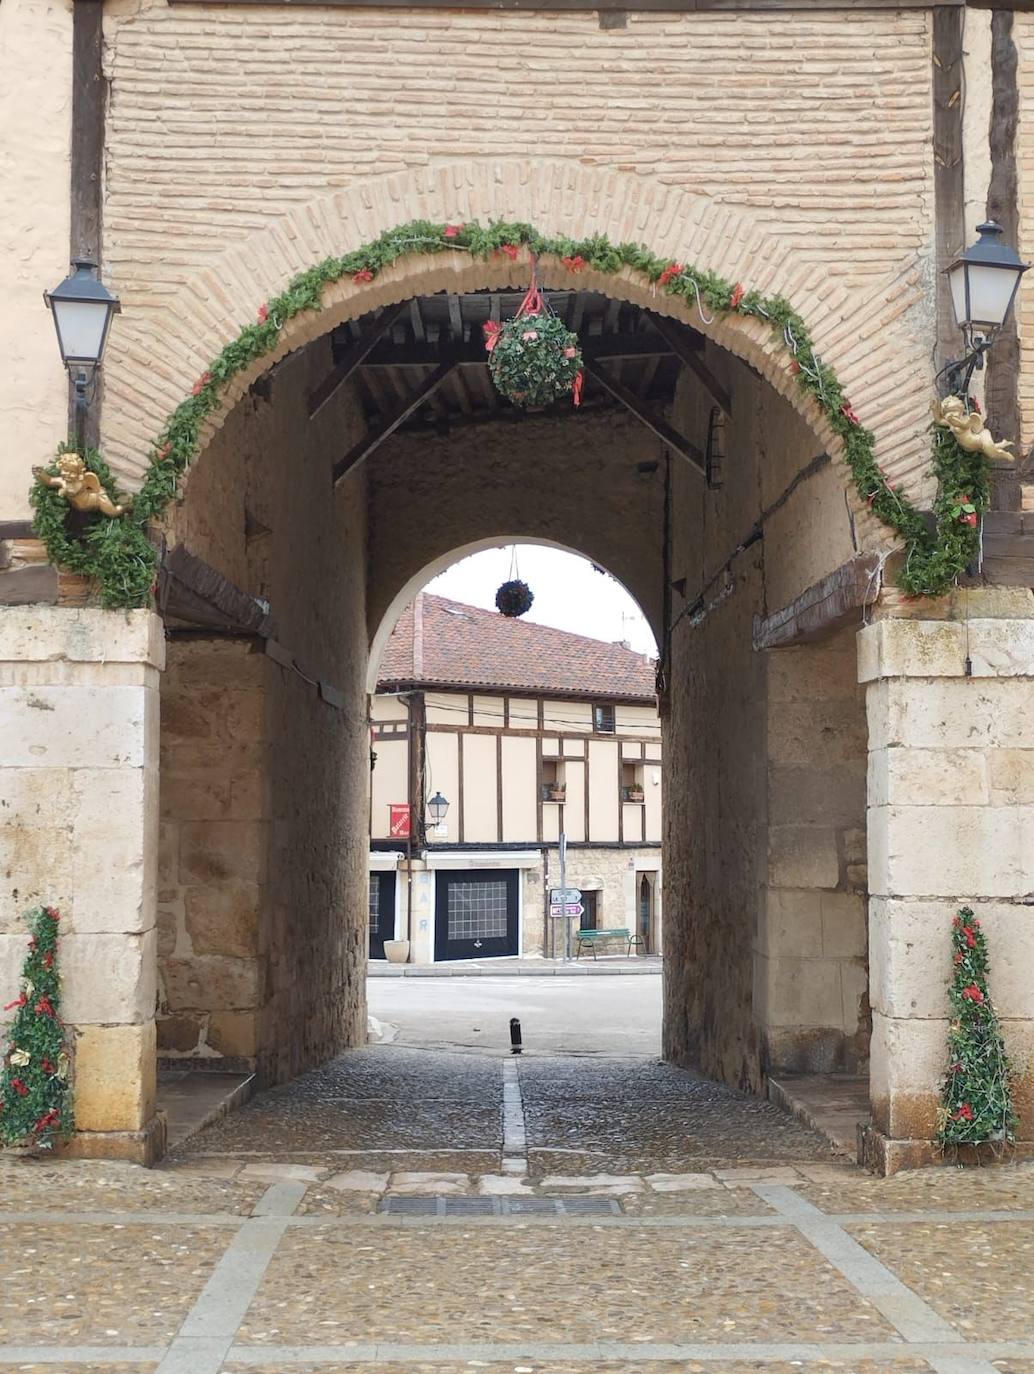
[382,939,410,964]
[542,782,566,802]
[623,784,645,803]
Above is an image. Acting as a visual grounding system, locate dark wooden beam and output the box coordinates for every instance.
[333,362,455,485]
[159,545,273,635]
[752,553,882,650]
[984,9,1023,505]
[307,302,407,419]
[70,0,105,450]
[360,331,698,367]
[170,0,960,10]
[933,6,965,375]
[980,511,1034,588]
[647,312,733,415]
[586,362,705,476]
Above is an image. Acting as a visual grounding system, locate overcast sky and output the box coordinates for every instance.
[424,544,658,657]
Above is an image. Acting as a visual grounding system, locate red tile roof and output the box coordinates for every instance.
[377,594,656,701]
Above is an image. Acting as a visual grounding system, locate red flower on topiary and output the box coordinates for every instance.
[11,1079,27,1097]
[257,303,269,323]
[353,268,374,284]
[192,372,213,396]
[35,996,55,1018]
[729,283,745,309]
[961,984,985,1005]
[953,1103,975,1121]
[841,402,861,426]
[443,223,465,239]
[657,263,682,287]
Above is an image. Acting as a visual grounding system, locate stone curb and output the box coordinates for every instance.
[369,961,663,978]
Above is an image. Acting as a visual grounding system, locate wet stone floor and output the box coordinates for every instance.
[0,1044,1033,1373]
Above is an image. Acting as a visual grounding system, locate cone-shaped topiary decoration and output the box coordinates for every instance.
[495,579,534,618]
[937,907,1017,1150]
[0,906,73,1152]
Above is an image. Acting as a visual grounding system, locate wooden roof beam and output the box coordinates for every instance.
[307,301,407,419]
[647,312,732,416]
[586,361,705,477]
[333,361,455,486]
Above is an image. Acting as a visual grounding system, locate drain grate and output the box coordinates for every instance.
[380,1194,620,1216]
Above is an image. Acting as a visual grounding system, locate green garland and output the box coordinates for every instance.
[30,444,155,609]
[0,906,74,1152]
[30,219,987,607]
[937,908,1016,1149]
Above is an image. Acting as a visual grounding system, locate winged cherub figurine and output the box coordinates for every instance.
[32,452,129,517]
[931,396,1014,464]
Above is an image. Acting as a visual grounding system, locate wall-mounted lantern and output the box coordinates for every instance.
[942,222,1028,395]
[44,259,121,450]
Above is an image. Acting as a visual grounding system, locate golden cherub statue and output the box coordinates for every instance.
[931,396,1014,464]
[32,452,129,517]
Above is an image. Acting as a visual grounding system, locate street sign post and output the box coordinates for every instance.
[549,902,584,919]
[549,887,581,904]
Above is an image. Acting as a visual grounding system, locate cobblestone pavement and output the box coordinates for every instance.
[1,1045,1033,1373]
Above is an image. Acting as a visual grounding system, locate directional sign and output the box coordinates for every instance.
[549,887,581,904]
[549,902,585,919]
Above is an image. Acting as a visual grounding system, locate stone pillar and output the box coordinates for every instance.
[861,612,1034,1173]
[157,638,265,1067]
[757,628,870,1075]
[0,607,164,1164]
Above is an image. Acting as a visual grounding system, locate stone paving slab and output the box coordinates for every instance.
[800,1166,1034,1215]
[0,1223,227,1344]
[0,1366,159,1373]
[0,1159,265,1215]
[236,1223,896,1346]
[223,1364,934,1374]
[849,1218,1034,1339]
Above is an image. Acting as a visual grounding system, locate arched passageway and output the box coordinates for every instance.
[154,273,872,1108]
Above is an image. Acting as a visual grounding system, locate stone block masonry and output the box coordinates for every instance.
[158,638,265,1065]
[860,607,1034,1172]
[0,607,165,1163]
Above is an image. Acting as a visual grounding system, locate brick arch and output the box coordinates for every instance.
[103,159,931,545]
[367,537,662,697]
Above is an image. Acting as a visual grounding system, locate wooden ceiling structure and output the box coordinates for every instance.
[296,290,731,487]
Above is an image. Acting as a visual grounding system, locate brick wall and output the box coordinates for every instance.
[91,4,934,516]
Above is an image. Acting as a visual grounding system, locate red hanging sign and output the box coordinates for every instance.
[388,804,411,839]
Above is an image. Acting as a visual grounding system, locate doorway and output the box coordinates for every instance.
[434,869,520,961]
[368,871,398,961]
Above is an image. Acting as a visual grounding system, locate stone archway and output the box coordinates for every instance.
[146,255,879,1113]
[367,536,661,697]
[96,159,928,533]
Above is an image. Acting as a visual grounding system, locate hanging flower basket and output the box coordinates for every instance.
[484,272,583,409]
[495,579,534,618]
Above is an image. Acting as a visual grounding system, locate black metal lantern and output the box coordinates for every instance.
[940,224,1028,396]
[44,260,121,452]
[947,223,1028,348]
[44,260,121,371]
[427,792,450,825]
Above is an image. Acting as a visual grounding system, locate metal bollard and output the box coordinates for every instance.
[509,1017,522,1055]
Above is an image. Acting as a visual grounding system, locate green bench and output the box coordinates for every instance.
[574,927,645,959]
